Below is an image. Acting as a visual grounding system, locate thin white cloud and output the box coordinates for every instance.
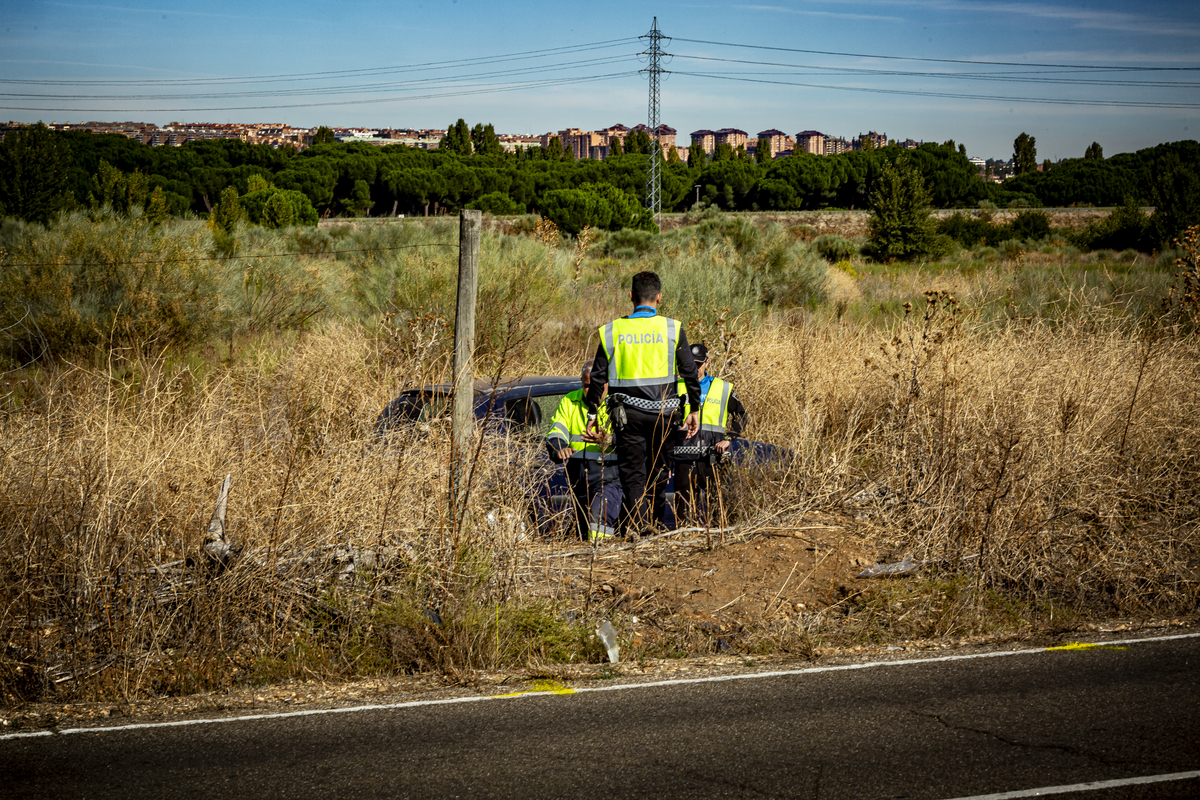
[47,2,261,21]
[984,50,1200,65]
[733,4,903,22]
[817,0,1200,37]
[0,59,211,75]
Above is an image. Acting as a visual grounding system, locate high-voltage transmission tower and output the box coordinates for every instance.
[639,17,670,229]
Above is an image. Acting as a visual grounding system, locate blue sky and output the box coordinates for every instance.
[2,0,1198,160]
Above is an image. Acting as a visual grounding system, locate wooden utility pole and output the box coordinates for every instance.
[450,210,481,516]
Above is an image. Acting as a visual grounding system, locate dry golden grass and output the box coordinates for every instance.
[719,298,1200,627]
[3,226,1199,704]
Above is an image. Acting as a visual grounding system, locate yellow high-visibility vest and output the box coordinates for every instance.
[677,377,732,438]
[599,316,679,389]
[546,389,614,460]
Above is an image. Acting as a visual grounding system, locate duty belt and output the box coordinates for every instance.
[611,393,681,412]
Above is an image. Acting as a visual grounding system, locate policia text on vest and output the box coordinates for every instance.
[585,271,702,537]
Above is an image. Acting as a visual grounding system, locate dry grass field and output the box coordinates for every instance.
[1,213,1197,709]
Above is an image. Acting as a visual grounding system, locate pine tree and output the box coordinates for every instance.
[1013,132,1038,174]
[755,140,770,165]
[865,156,950,262]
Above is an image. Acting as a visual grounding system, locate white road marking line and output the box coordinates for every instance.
[3,630,1198,742]
[943,769,1200,799]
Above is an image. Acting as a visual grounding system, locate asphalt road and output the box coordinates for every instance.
[3,632,1199,799]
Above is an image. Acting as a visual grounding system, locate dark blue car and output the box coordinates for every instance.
[375,376,784,535]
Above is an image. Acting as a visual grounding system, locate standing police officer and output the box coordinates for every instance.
[546,363,621,542]
[585,271,702,537]
[671,342,748,525]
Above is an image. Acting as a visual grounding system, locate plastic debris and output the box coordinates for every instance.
[857,556,920,579]
[596,620,620,663]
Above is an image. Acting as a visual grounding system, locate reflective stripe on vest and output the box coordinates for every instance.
[601,316,678,389]
[701,378,732,434]
[546,389,614,460]
[677,377,732,434]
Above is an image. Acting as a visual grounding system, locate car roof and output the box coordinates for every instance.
[401,376,581,400]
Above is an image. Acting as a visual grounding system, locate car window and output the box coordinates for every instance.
[531,394,567,436]
[504,397,543,432]
[389,392,449,424]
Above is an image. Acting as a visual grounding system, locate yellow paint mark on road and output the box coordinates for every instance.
[1046,642,1128,652]
[494,680,575,697]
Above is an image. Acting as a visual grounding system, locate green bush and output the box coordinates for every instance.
[1072,197,1152,252]
[937,211,998,247]
[540,183,655,235]
[598,228,656,257]
[241,187,318,228]
[1008,210,1052,241]
[0,212,222,358]
[865,157,952,262]
[812,234,857,263]
[468,191,524,215]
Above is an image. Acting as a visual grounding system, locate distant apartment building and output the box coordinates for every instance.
[599,123,629,148]
[900,138,921,150]
[559,128,603,161]
[690,129,715,155]
[757,129,788,159]
[857,131,887,150]
[796,131,825,155]
[652,124,676,157]
[825,135,851,155]
[714,128,748,150]
[498,134,540,153]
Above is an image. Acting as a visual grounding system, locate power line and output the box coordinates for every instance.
[1,71,640,114]
[0,39,640,87]
[0,55,638,102]
[673,71,1200,109]
[673,36,1200,72]
[672,54,1200,89]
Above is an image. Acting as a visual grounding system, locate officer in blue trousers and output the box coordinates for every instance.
[671,342,748,525]
[585,271,702,539]
[546,362,621,542]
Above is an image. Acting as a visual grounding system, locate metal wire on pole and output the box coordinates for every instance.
[639,17,671,229]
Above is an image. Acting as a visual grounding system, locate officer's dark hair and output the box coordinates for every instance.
[630,271,662,304]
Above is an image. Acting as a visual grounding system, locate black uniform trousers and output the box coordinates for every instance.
[613,404,677,534]
[673,457,716,526]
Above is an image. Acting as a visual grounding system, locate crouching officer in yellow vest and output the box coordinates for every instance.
[585,271,702,538]
[672,342,748,525]
[546,362,622,542]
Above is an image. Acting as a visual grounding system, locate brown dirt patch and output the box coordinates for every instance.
[555,514,878,656]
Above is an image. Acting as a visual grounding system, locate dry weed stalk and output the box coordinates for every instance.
[571,225,597,286]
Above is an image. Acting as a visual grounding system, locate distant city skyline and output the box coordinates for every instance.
[2,1,1197,161]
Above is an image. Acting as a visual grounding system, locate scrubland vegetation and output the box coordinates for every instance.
[1,207,1198,704]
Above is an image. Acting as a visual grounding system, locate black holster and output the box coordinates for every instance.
[606,396,628,431]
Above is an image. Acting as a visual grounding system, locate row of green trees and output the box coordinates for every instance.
[0,121,995,225]
[2,120,1197,244]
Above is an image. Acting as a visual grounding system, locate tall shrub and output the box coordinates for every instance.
[865,157,951,262]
